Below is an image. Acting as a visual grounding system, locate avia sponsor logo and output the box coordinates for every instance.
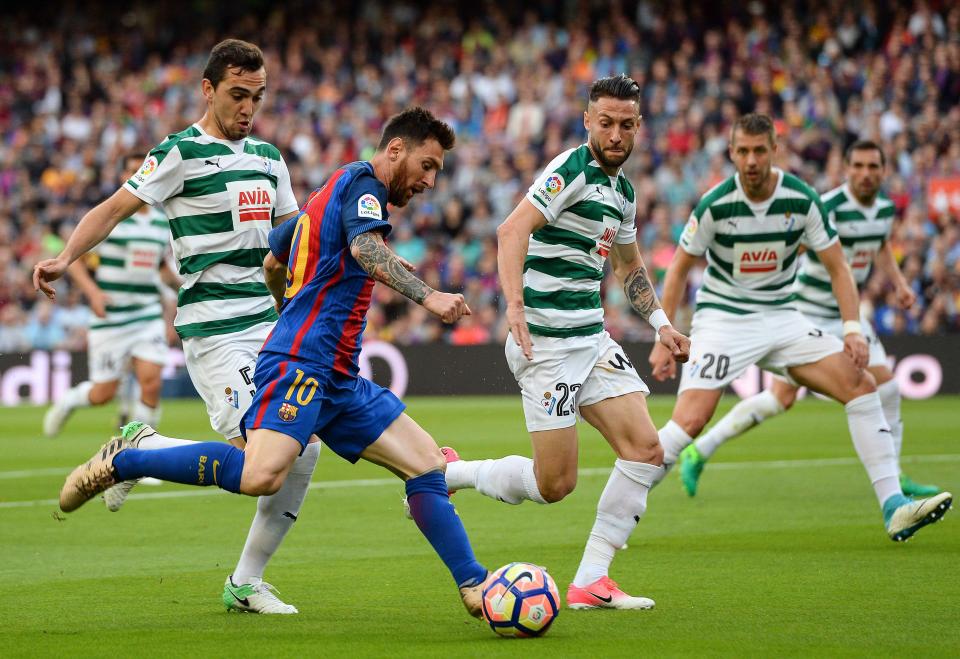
[596,221,618,258]
[227,180,275,230]
[733,241,785,277]
[846,240,881,272]
[124,242,162,271]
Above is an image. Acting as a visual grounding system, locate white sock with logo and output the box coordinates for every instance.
[61,381,95,410]
[877,380,904,460]
[573,460,662,587]
[845,392,901,506]
[233,441,321,584]
[132,399,162,429]
[694,390,785,459]
[447,456,547,505]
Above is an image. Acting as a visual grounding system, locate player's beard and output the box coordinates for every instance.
[387,157,412,207]
[590,136,632,169]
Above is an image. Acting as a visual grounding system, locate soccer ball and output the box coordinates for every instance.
[481,562,559,637]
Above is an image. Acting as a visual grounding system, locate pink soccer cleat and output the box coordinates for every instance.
[566,576,655,610]
[439,446,460,496]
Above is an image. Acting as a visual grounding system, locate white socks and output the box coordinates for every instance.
[573,460,662,587]
[446,455,548,505]
[656,420,693,475]
[133,399,162,429]
[694,390,785,459]
[233,441,321,584]
[135,430,196,450]
[845,392,901,506]
[877,380,904,460]
[61,380,94,410]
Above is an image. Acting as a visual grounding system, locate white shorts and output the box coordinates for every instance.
[678,308,843,393]
[505,330,649,432]
[182,322,272,440]
[809,311,888,368]
[88,318,168,383]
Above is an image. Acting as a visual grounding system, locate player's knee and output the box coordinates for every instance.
[241,469,285,496]
[538,475,577,503]
[851,369,877,397]
[618,433,663,466]
[674,411,710,438]
[88,383,117,405]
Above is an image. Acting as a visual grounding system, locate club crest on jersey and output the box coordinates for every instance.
[537,173,565,203]
[227,180,275,230]
[734,241,785,276]
[541,392,557,415]
[261,157,273,175]
[357,193,382,219]
[279,402,298,421]
[132,156,158,184]
[224,387,239,409]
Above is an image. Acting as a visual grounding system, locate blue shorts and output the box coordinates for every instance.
[241,352,406,463]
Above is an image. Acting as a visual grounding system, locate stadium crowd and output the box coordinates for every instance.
[0,0,958,353]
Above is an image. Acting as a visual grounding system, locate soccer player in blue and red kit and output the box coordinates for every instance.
[58,107,491,617]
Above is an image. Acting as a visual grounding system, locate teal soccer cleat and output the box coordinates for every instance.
[678,444,707,497]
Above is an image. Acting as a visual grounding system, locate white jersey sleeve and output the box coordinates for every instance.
[274,155,299,217]
[615,200,638,244]
[678,207,716,256]
[526,160,587,224]
[803,198,838,253]
[123,145,185,206]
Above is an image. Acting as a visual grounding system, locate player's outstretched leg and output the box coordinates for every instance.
[43,381,98,438]
[59,425,246,512]
[682,389,790,497]
[444,454,549,504]
[360,413,489,618]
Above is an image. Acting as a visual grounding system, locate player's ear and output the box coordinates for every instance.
[201,79,215,102]
[388,137,404,162]
[583,109,590,131]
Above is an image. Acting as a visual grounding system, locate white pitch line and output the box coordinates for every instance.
[1,453,957,511]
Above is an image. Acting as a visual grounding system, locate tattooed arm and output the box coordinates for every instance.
[611,241,691,375]
[350,231,434,303]
[611,241,667,322]
[350,231,470,323]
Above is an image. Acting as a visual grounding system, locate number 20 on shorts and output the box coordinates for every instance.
[285,369,319,405]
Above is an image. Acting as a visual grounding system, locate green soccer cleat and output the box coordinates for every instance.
[899,473,941,498]
[223,576,298,614]
[883,492,952,542]
[678,444,707,497]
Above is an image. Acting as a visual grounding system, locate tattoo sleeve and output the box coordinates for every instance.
[350,231,435,304]
[623,265,662,321]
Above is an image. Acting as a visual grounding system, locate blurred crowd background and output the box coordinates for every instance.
[1,0,958,354]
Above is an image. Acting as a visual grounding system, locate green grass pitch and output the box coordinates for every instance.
[2,395,958,657]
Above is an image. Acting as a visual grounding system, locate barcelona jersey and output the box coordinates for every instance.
[263,161,392,376]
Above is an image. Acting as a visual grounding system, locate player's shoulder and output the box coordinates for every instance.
[693,176,737,219]
[615,172,635,204]
[244,135,284,162]
[819,184,848,213]
[149,125,203,158]
[542,144,596,184]
[779,171,821,203]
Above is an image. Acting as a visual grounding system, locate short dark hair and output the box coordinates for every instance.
[732,113,776,145]
[845,139,886,167]
[589,74,641,104]
[202,39,264,88]
[376,107,455,151]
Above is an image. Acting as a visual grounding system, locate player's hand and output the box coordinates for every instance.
[658,326,691,364]
[88,289,110,319]
[396,255,416,273]
[423,291,471,324]
[33,257,69,300]
[843,333,869,369]
[649,341,677,381]
[506,303,533,361]
[895,284,916,310]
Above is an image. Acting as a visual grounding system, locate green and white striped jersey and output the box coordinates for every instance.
[90,205,169,331]
[524,144,637,337]
[123,124,298,339]
[794,183,896,319]
[680,168,837,315]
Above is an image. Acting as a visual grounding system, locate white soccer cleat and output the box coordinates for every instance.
[42,401,74,438]
[222,576,298,614]
[885,492,952,542]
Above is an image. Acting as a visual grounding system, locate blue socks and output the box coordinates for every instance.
[113,443,245,493]
[405,470,487,588]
